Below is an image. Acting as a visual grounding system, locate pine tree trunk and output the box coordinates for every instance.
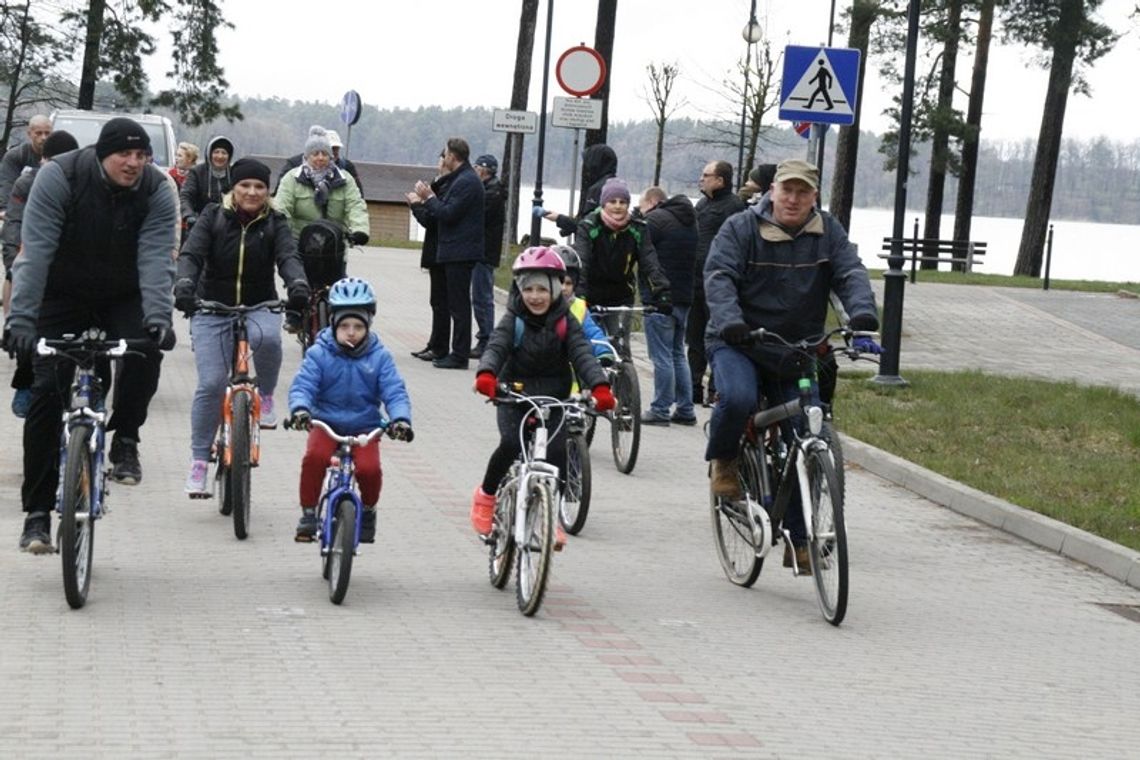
[582,0,617,205]
[501,0,538,246]
[921,0,962,270]
[77,0,106,110]
[952,0,994,270]
[828,0,879,232]
[1014,0,1081,277]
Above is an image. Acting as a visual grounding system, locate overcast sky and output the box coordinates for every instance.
[148,0,1139,144]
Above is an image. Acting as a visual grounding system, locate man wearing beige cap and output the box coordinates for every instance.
[702,157,878,572]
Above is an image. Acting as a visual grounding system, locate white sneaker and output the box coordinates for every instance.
[259,393,277,428]
[185,459,211,498]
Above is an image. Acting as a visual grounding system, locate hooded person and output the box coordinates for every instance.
[179,135,235,227]
[535,143,619,237]
[274,125,370,246]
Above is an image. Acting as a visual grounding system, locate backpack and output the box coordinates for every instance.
[513,314,567,348]
[298,219,346,286]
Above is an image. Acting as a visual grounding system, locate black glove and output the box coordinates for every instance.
[721,322,752,346]
[349,231,369,246]
[287,408,312,431]
[848,313,880,332]
[653,299,673,317]
[286,280,311,313]
[4,323,35,362]
[173,278,197,317]
[147,324,177,351]
[388,420,414,442]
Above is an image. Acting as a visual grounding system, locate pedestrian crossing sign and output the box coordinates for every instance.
[778,45,861,126]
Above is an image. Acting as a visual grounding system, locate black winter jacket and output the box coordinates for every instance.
[411,172,448,268]
[421,162,484,264]
[481,175,506,266]
[573,209,671,308]
[694,187,747,294]
[640,195,698,306]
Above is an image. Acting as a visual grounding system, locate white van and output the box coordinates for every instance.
[49,110,178,171]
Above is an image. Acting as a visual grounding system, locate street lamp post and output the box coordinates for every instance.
[529,0,555,246]
[737,0,762,189]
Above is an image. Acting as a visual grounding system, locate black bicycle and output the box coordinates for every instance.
[587,304,656,475]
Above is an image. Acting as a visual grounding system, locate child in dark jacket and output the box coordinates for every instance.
[469,247,615,546]
[287,277,412,544]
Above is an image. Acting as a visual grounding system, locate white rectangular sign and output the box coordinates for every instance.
[552,97,603,130]
[491,109,538,134]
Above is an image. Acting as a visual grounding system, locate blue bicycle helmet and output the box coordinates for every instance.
[328,276,376,327]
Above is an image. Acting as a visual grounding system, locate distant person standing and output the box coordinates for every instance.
[327,130,364,195]
[0,114,52,213]
[738,163,776,204]
[409,150,449,362]
[180,135,234,229]
[533,143,618,238]
[168,141,199,189]
[689,160,746,406]
[471,153,506,359]
[407,137,484,370]
[637,186,698,426]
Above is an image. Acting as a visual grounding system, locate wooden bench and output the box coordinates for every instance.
[879,221,986,283]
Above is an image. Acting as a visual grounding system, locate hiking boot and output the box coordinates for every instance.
[11,388,32,418]
[710,458,742,500]
[109,436,142,485]
[470,487,495,535]
[259,393,278,429]
[360,507,377,543]
[19,512,52,555]
[295,508,319,543]
[783,542,812,576]
[184,459,211,498]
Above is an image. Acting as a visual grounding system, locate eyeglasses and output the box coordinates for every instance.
[700,172,717,178]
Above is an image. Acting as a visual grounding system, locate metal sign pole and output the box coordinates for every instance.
[567,128,580,217]
[345,124,352,159]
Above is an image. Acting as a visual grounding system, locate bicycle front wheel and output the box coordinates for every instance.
[806,447,848,626]
[610,363,641,474]
[60,426,96,609]
[515,481,554,616]
[488,486,515,589]
[326,496,356,605]
[709,444,763,587]
[560,432,592,535]
[230,391,253,540]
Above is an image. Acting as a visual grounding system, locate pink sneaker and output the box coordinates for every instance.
[470,487,495,535]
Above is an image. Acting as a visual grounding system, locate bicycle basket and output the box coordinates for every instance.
[298,220,346,287]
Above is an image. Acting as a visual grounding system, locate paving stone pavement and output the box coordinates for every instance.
[0,248,1138,758]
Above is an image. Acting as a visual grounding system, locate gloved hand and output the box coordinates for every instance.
[652,298,673,317]
[4,323,36,362]
[286,280,311,314]
[598,353,617,368]
[721,322,752,346]
[287,408,312,431]
[848,313,879,332]
[173,277,197,317]
[474,371,498,398]
[349,231,369,246]
[184,215,197,230]
[531,206,546,219]
[147,324,177,351]
[388,419,414,442]
[591,384,615,412]
[853,336,883,355]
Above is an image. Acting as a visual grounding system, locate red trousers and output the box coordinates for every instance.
[299,427,381,508]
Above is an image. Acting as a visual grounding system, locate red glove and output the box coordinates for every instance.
[474,372,498,398]
[591,384,615,412]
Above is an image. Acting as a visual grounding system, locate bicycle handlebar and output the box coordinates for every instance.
[37,334,153,360]
[196,299,286,315]
[745,325,880,363]
[588,304,658,315]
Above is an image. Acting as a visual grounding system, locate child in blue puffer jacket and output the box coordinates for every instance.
[287,277,412,543]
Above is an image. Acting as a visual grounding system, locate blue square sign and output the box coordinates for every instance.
[779,45,861,126]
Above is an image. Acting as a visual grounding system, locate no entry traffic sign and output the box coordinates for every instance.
[555,46,607,97]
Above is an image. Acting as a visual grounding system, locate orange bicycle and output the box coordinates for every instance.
[195,299,284,540]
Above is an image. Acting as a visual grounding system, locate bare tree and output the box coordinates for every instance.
[643,61,684,185]
[501,0,538,245]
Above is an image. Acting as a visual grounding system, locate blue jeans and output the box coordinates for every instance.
[704,345,821,542]
[189,310,282,461]
[644,307,694,419]
[471,261,495,346]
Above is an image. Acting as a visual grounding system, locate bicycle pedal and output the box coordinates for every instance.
[187,492,213,500]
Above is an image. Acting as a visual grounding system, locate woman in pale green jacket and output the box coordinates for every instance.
[275,125,370,244]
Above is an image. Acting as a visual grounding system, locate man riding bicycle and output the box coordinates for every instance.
[703,158,878,570]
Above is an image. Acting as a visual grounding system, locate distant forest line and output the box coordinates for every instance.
[160,99,1139,225]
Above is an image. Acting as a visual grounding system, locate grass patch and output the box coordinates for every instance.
[836,369,1140,551]
[868,268,1140,294]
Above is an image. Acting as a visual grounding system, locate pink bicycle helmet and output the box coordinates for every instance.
[512,246,567,275]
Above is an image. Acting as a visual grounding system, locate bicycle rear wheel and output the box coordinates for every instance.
[60,426,96,609]
[610,363,641,474]
[709,444,764,587]
[515,482,554,616]
[488,485,515,589]
[560,432,592,535]
[230,391,253,540]
[806,447,848,625]
[326,496,356,605]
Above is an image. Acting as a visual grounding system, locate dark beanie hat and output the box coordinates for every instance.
[43,130,79,159]
[229,158,271,187]
[95,117,152,160]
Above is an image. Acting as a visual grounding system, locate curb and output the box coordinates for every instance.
[842,435,1140,591]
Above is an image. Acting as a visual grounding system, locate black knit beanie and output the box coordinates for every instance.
[95,117,152,160]
[43,130,79,159]
[230,158,271,187]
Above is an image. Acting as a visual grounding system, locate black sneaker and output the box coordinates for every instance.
[19,512,52,554]
[110,436,142,485]
[360,508,377,543]
[295,509,319,543]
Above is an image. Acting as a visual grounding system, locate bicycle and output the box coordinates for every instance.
[709,326,875,626]
[293,284,330,356]
[558,398,593,535]
[194,299,284,540]
[587,304,656,475]
[484,385,585,616]
[285,417,408,605]
[37,329,149,609]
